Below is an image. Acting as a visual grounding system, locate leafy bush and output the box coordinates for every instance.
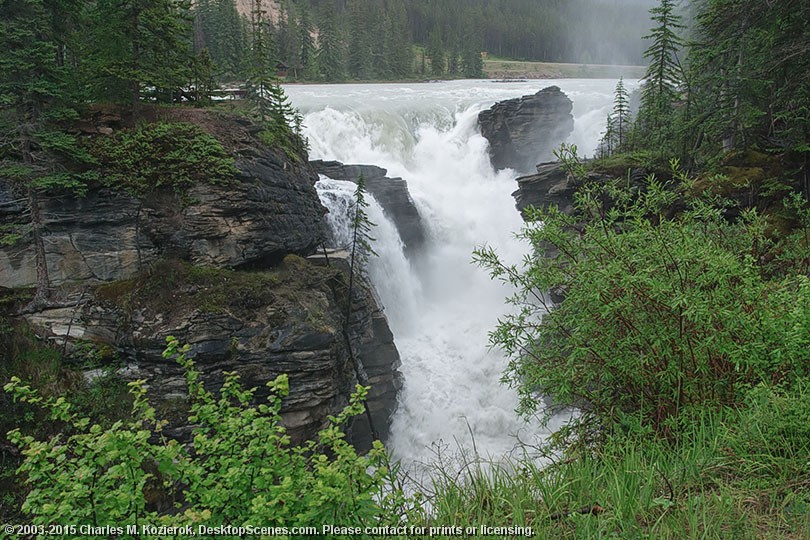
[474,155,810,444]
[4,337,411,534]
[91,122,235,196]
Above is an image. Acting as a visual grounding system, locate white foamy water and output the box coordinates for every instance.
[287,79,629,469]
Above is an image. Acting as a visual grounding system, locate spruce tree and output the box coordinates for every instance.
[612,77,631,150]
[638,0,684,138]
[246,0,275,123]
[317,2,346,81]
[426,28,445,76]
[299,3,317,80]
[81,0,193,111]
[0,0,64,308]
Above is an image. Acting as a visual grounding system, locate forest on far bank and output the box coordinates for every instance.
[196,0,656,82]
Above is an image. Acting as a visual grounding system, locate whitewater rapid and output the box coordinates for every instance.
[285,79,625,469]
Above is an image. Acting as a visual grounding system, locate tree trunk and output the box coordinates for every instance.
[20,113,51,311]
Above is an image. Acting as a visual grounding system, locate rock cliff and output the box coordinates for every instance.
[2,121,325,289]
[1,111,401,451]
[23,256,400,449]
[310,160,426,256]
[478,86,574,173]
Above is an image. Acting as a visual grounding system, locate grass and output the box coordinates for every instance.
[412,408,810,539]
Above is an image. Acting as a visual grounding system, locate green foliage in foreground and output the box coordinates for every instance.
[424,403,810,539]
[475,152,810,446]
[4,337,413,536]
[90,122,236,196]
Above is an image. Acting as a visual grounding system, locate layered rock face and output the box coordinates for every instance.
[1,114,401,451]
[513,161,580,217]
[478,86,574,173]
[1,143,325,288]
[23,257,400,449]
[310,160,426,256]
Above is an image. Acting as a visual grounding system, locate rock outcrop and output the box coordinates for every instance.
[1,112,402,452]
[513,161,581,217]
[310,160,425,256]
[478,86,574,173]
[1,128,325,289]
[23,256,400,450]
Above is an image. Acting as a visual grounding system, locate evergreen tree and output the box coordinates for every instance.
[317,2,346,81]
[0,0,66,308]
[599,113,616,157]
[299,3,317,80]
[638,0,685,139]
[612,77,631,150]
[426,27,445,76]
[348,174,377,281]
[93,0,193,110]
[347,0,373,79]
[384,2,412,79]
[193,0,247,81]
[246,0,276,123]
[191,48,216,104]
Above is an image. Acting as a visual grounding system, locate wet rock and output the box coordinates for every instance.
[478,86,574,173]
[24,258,401,450]
[310,160,426,256]
[1,142,325,288]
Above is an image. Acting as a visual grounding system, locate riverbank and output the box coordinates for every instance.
[483,59,645,79]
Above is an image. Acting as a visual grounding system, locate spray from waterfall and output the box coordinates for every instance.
[296,80,624,468]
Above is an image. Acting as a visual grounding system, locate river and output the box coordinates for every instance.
[284,79,628,470]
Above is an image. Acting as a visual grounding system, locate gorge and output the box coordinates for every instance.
[286,79,628,468]
[1,79,626,472]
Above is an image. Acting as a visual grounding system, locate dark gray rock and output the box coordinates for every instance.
[513,161,625,219]
[310,160,425,256]
[513,162,580,217]
[478,86,574,173]
[3,114,401,453]
[24,256,401,451]
[1,148,326,288]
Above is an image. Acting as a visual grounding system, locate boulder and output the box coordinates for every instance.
[478,86,574,173]
[310,160,425,256]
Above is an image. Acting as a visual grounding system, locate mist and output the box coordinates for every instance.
[562,0,661,65]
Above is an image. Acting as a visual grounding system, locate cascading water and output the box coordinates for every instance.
[287,80,630,469]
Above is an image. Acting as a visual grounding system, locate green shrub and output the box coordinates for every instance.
[91,122,235,196]
[4,337,411,534]
[474,153,810,445]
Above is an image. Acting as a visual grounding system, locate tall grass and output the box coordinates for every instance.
[414,407,810,539]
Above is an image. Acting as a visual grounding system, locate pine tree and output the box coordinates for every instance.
[1,0,59,308]
[385,2,412,79]
[348,174,377,282]
[0,0,101,308]
[426,28,445,76]
[317,2,345,81]
[638,0,684,137]
[81,0,193,111]
[612,77,631,150]
[347,0,373,79]
[299,3,317,80]
[191,49,216,104]
[246,0,275,122]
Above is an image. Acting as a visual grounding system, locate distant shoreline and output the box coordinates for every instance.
[483,59,646,80]
[277,61,644,85]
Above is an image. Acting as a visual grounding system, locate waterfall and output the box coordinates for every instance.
[315,176,422,333]
[296,80,623,469]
